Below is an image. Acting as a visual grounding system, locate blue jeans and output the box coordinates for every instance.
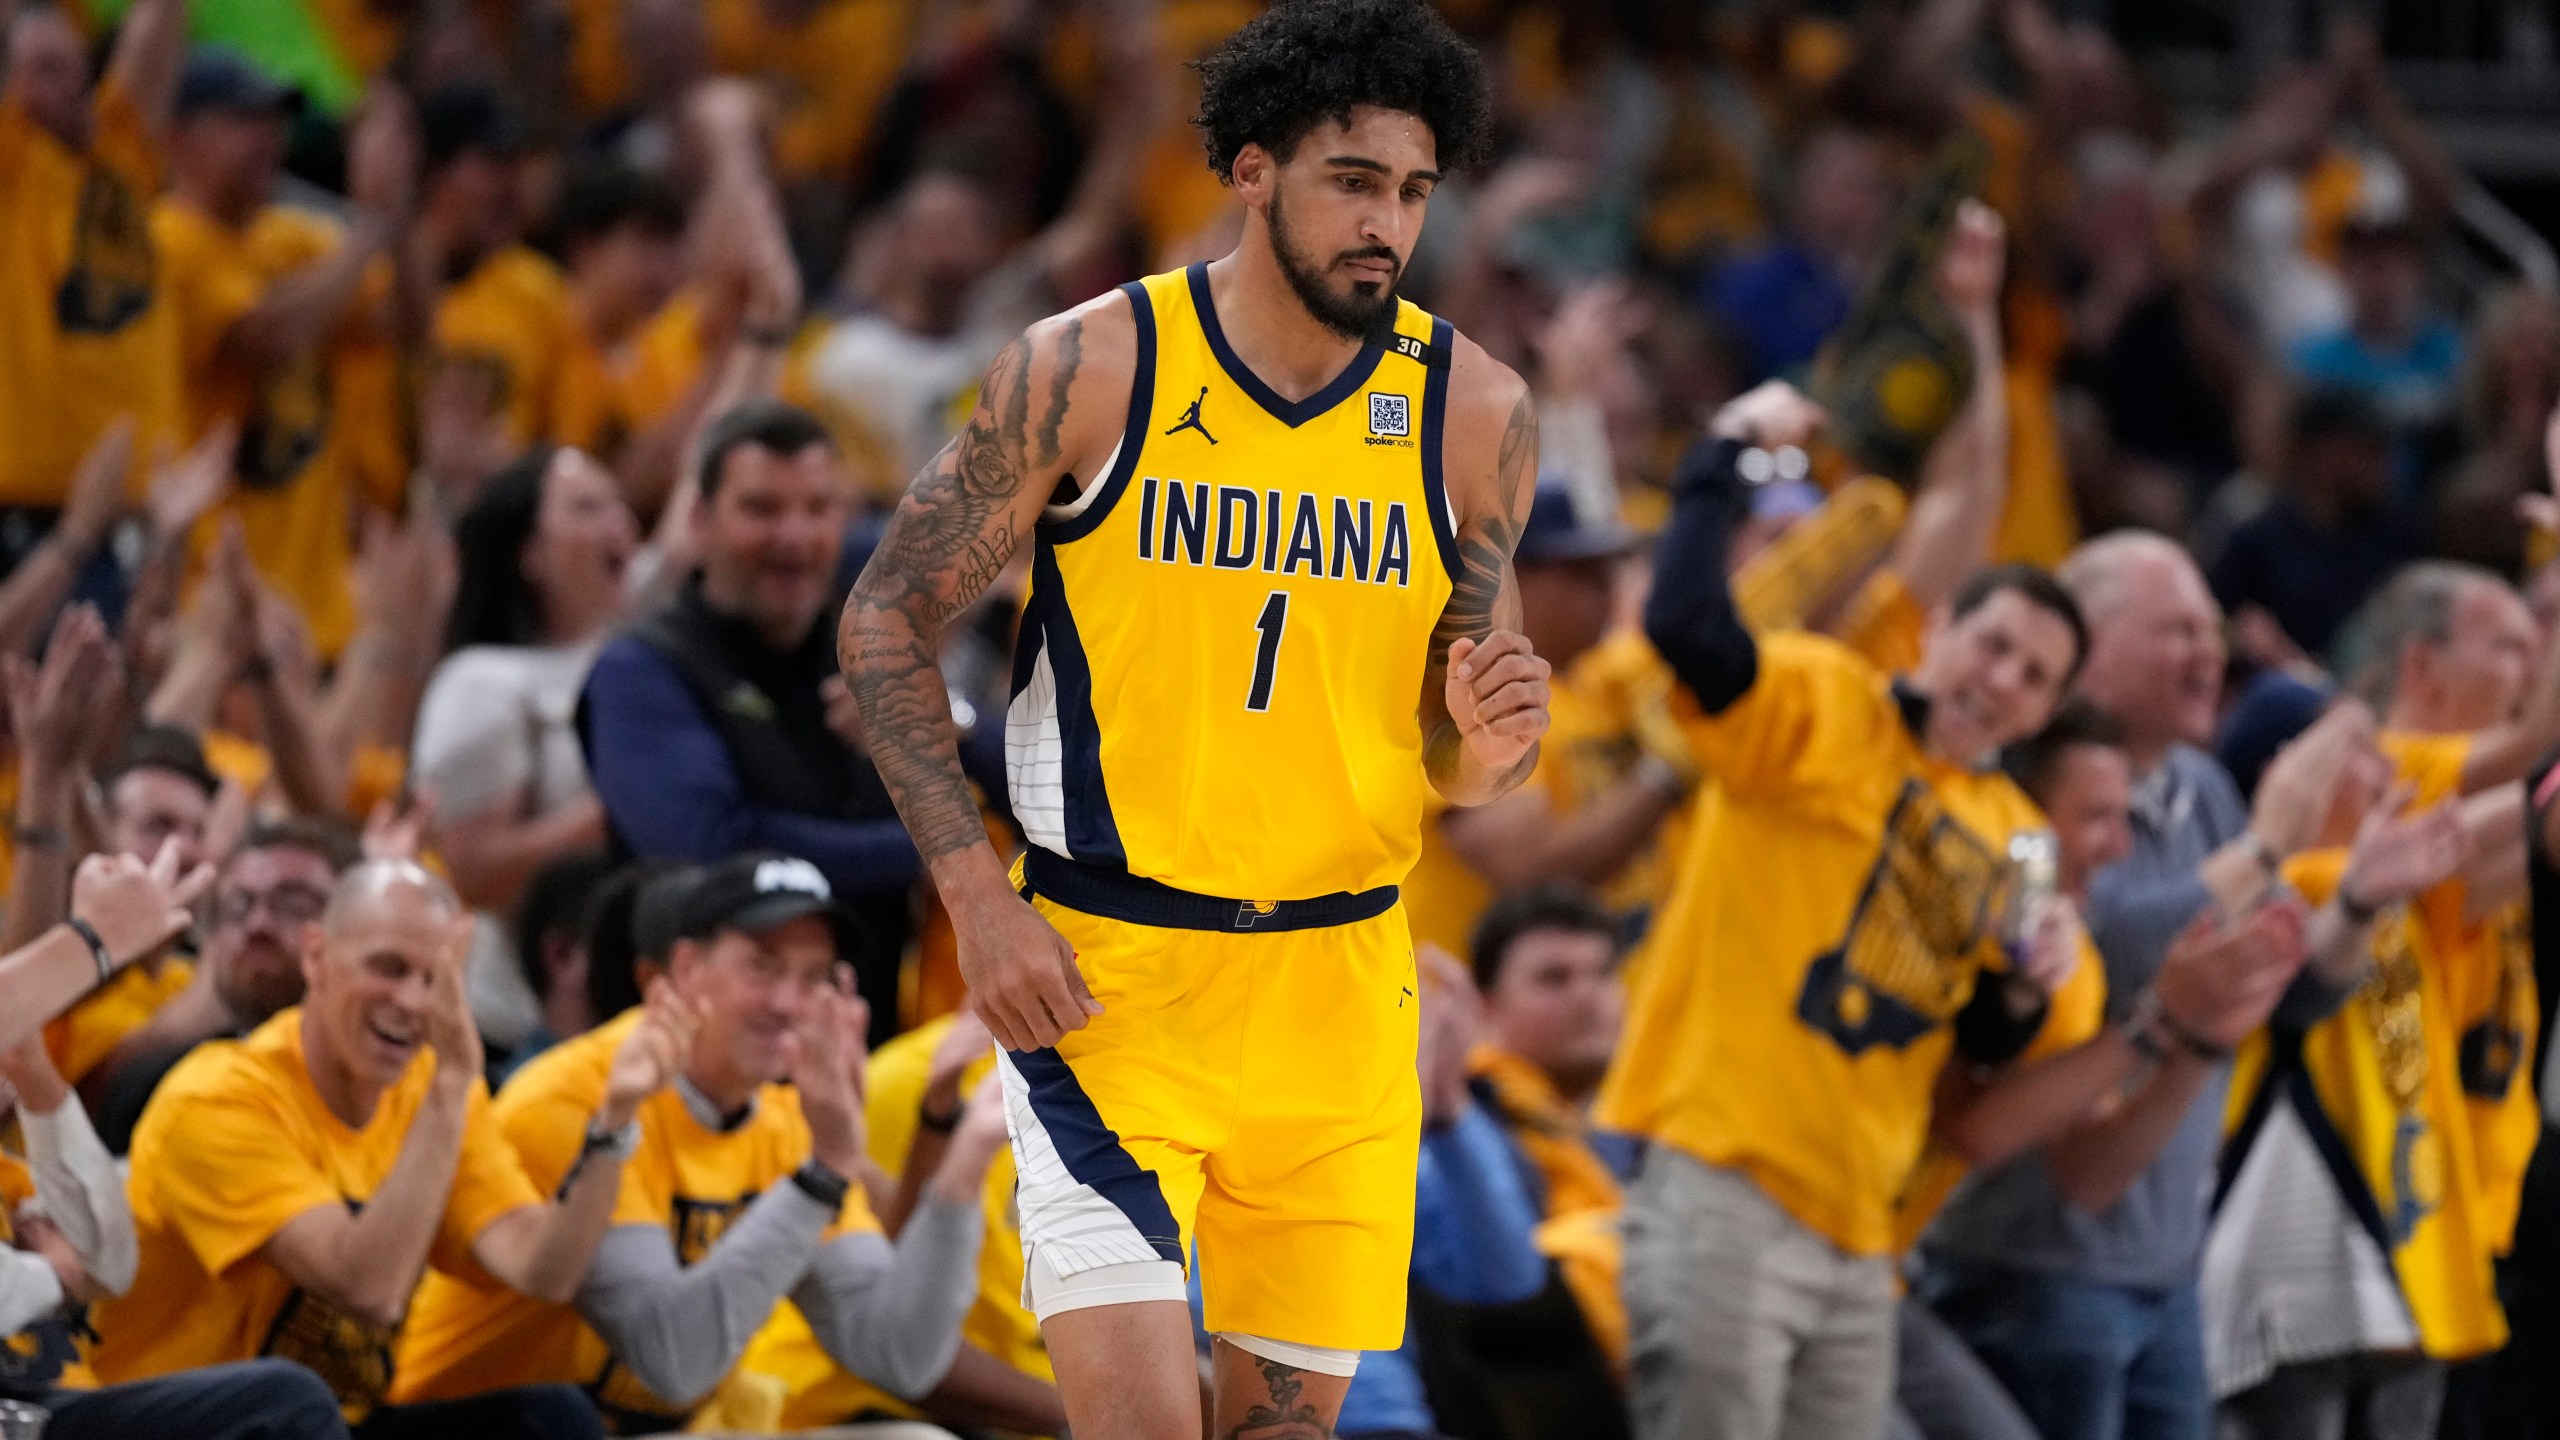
[41,1359,347,1440]
[1918,1259,2207,1440]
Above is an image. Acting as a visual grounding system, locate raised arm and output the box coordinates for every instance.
[1421,342,1549,807]
[841,297,1130,1053]
[104,0,188,139]
[1883,200,2009,614]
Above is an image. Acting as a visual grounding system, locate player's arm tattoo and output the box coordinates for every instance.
[842,321,1084,862]
[1423,386,1539,793]
[1428,385,1537,656]
[1218,1357,1325,1440]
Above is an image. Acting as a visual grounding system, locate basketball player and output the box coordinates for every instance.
[840,2,1541,1435]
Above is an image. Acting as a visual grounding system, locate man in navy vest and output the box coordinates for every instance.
[581,403,919,1041]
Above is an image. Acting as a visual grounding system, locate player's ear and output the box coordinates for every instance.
[1230,143,1273,202]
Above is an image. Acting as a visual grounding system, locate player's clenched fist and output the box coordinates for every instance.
[955,892,1102,1053]
[1447,630,1551,773]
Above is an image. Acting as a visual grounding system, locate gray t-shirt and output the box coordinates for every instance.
[1922,745,2247,1292]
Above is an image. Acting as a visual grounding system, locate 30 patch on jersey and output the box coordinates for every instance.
[1369,392,1411,438]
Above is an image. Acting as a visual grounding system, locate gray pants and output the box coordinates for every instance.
[1888,1299,2038,1440]
[1623,1148,1898,1440]
[2217,1355,2445,1440]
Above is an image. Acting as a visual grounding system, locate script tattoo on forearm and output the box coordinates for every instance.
[843,321,1084,862]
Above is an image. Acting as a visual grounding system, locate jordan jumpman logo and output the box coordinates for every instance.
[1163,386,1217,444]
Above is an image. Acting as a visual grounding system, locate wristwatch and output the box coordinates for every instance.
[582,1116,643,1162]
[791,1159,852,1209]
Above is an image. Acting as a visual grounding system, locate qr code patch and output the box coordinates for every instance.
[1369,392,1411,437]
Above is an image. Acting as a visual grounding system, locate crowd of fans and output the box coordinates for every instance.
[0,0,2550,1438]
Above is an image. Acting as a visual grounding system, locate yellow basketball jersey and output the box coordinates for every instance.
[1007,265,1456,902]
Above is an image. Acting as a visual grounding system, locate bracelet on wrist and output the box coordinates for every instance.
[11,824,66,853]
[2240,829,2281,876]
[64,917,114,988]
[741,320,796,350]
[917,1096,964,1135]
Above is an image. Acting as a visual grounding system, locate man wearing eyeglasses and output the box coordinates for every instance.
[90,819,361,1152]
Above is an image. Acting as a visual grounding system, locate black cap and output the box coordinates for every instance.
[417,81,526,172]
[672,852,860,950]
[175,49,302,119]
[1514,484,1638,565]
[101,724,220,798]
[629,866,700,963]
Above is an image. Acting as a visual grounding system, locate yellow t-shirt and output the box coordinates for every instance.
[2226,852,2510,1361]
[43,956,194,1087]
[704,0,912,182]
[1403,789,1495,962]
[392,1009,884,1431]
[89,1009,540,1418]
[553,291,709,464]
[1535,631,1697,918]
[0,83,181,506]
[1594,632,2053,1256]
[151,200,404,658]
[737,1012,1049,1428]
[433,247,578,451]
[1889,938,2107,1256]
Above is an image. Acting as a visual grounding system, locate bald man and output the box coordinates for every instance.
[1916,530,2380,1440]
[92,862,701,1439]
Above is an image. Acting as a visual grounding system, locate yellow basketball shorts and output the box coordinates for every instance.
[994,886,1423,1352]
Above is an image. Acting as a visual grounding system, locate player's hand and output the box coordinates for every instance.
[71,839,214,975]
[788,978,871,1177]
[1446,631,1551,775]
[422,913,484,1082]
[954,890,1102,1052]
[601,979,708,1128]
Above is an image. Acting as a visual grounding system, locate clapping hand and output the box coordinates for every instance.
[601,980,711,1127]
[70,839,214,974]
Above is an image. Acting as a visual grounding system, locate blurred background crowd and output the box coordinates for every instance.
[0,0,2558,1437]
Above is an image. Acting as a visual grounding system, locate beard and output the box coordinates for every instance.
[1268,184,1402,342]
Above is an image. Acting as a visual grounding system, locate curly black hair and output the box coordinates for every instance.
[1192,0,1493,183]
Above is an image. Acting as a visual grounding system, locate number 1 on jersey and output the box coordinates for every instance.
[1246,591,1289,712]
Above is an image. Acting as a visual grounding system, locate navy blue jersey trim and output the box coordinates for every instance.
[1185,262,1384,428]
[1044,281,1158,543]
[1011,1048,1187,1265]
[1417,314,1460,581]
[1010,537,1127,867]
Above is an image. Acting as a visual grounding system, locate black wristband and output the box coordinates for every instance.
[2336,878,2383,927]
[790,1159,851,1209]
[741,321,796,350]
[917,1097,964,1135]
[11,825,65,852]
[65,917,113,987]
